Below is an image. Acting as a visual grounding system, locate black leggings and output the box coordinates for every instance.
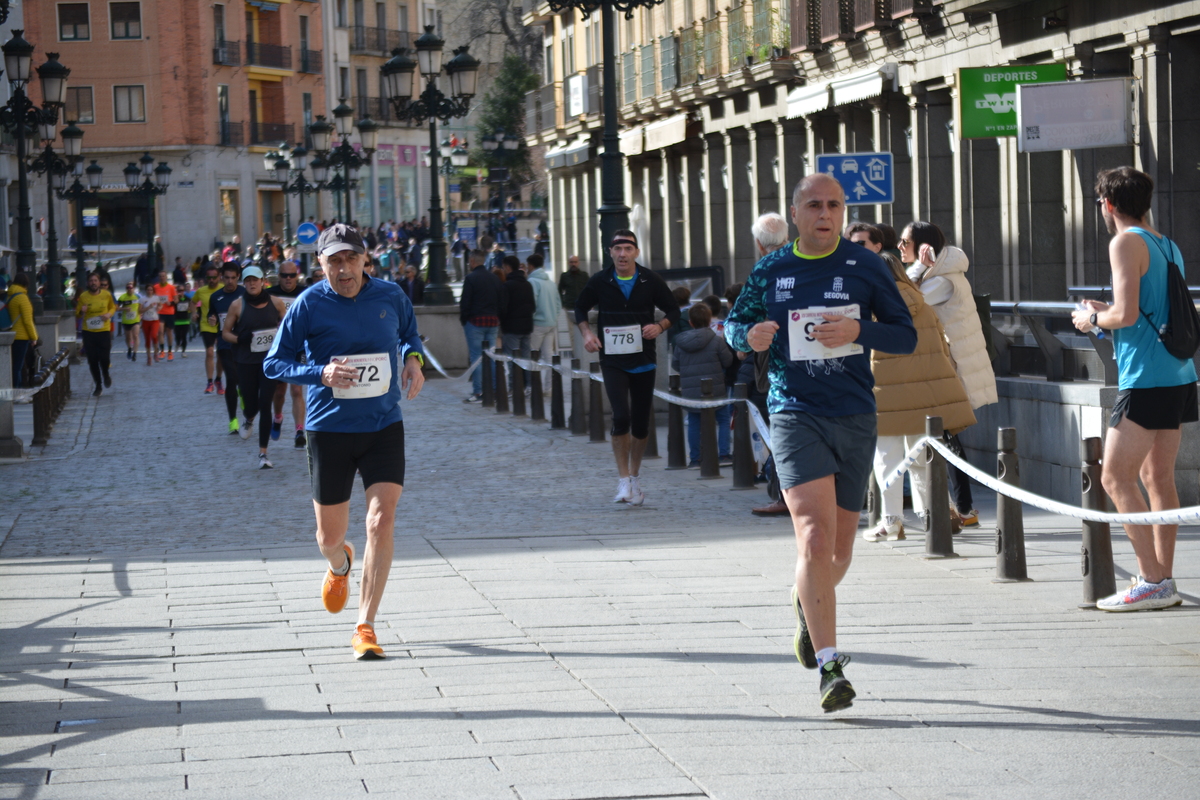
[600,365,656,439]
[174,324,189,352]
[218,350,240,421]
[81,330,111,389]
[236,361,278,449]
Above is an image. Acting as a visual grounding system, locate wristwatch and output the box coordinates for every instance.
[1090,312,1099,329]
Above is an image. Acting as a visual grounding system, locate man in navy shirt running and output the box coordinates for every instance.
[264,224,425,660]
[726,174,916,711]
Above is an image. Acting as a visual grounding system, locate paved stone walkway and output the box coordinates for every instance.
[2,350,1199,799]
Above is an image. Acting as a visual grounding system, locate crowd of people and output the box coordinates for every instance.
[3,165,1189,712]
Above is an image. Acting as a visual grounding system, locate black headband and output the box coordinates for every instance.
[611,237,638,248]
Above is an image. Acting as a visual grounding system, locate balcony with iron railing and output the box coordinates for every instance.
[702,18,722,78]
[218,120,245,147]
[659,36,678,92]
[792,0,924,53]
[752,0,789,60]
[622,51,637,105]
[539,82,558,132]
[250,121,295,145]
[350,27,418,57]
[352,96,391,121]
[213,40,240,66]
[640,44,656,101]
[680,25,700,84]
[729,3,748,67]
[246,42,292,70]
[299,49,323,74]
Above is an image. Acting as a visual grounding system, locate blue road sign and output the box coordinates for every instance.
[814,152,894,205]
[296,221,320,245]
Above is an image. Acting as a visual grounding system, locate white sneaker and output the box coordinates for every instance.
[1098,576,1182,611]
[258,453,274,470]
[627,476,645,506]
[863,515,905,542]
[239,421,254,440]
[613,477,632,503]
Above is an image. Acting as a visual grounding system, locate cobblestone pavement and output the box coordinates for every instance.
[2,351,1199,799]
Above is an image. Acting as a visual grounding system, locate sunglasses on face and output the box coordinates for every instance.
[280,273,298,278]
[899,238,912,247]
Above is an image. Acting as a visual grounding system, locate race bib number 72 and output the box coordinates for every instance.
[331,352,391,399]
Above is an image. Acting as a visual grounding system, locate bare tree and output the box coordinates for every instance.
[446,0,541,71]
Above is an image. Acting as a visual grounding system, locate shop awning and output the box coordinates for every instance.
[643,113,688,151]
[830,64,898,106]
[545,135,592,170]
[786,83,830,119]
[619,126,644,156]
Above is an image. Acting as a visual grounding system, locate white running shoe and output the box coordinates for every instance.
[627,476,644,506]
[258,453,274,470]
[1097,576,1182,611]
[863,515,905,542]
[613,477,632,503]
[239,420,254,440]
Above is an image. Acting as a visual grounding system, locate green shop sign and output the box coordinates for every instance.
[958,63,1068,138]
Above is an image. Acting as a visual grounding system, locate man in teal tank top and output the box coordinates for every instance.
[1073,166,1194,612]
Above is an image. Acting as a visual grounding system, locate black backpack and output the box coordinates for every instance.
[1141,235,1200,360]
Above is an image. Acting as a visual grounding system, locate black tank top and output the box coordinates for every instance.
[233,293,281,364]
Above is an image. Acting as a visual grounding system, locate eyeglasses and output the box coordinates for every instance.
[898,238,912,247]
[851,239,867,247]
[280,273,298,278]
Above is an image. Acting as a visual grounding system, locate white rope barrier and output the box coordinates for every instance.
[880,434,1200,526]
[0,369,55,403]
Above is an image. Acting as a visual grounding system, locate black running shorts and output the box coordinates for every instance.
[306,421,405,505]
[1110,382,1199,430]
[201,331,220,348]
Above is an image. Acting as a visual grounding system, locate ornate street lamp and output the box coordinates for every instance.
[124,152,170,284]
[58,158,103,295]
[266,143,320,272]
[545,0,662,261]
[0,38,71,313]
[27,120,82,309]
[308,103,376,223]
[382,30,480,305]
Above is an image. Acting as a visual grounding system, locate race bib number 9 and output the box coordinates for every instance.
[331,353,392,399]
[218,313,228,331]
[787,304,862,362]
[250,328,277,353]
[603,324,642,355]
[85,315,107,332]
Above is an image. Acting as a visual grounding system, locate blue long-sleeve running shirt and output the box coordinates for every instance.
[725,238,917,417]
[263,277,425,432]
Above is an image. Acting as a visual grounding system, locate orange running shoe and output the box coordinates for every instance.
[320,542,355,614]
[351,623,384,660]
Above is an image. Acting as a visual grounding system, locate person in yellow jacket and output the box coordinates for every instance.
[6,273,38,388]
[116,281,141,361]
[75,271,116,396]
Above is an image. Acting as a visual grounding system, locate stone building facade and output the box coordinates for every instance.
[525,0,1200,304]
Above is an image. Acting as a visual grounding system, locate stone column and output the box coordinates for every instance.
[1129,26,1172,235]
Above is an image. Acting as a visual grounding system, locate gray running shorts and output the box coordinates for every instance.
[769,410,877,511]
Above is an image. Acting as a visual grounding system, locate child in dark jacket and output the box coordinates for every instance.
[671,303,733,467]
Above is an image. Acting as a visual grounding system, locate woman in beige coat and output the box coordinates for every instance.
[866,254,976,541]
[901,221,998,526]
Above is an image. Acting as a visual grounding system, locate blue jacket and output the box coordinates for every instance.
[263,277,425,433]
[725,238,916,417]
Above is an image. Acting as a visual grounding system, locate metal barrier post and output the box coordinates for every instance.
[494,353,509,413]
[31,366,51,446]
[731,383,755,489]
[529,350,545,421]
[666,374,686,469]
[924,416,956,558]
[1080,436,1116,608]
[480,351,494,408]
[698,378,721,479]
[570,358,587,435]
[550,355,566,429]
[994,427,1028,582]
[588,362,606,442]
[511,359,527,417]
[644,402,659,458]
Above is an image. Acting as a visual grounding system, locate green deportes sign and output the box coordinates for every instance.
[958,63,1068,138]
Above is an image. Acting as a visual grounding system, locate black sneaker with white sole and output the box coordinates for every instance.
[819,655,856,713]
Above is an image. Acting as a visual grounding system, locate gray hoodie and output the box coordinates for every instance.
[672,326,734,399]
[528,267,562,327]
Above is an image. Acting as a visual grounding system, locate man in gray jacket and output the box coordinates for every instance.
[526,253,561,388]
